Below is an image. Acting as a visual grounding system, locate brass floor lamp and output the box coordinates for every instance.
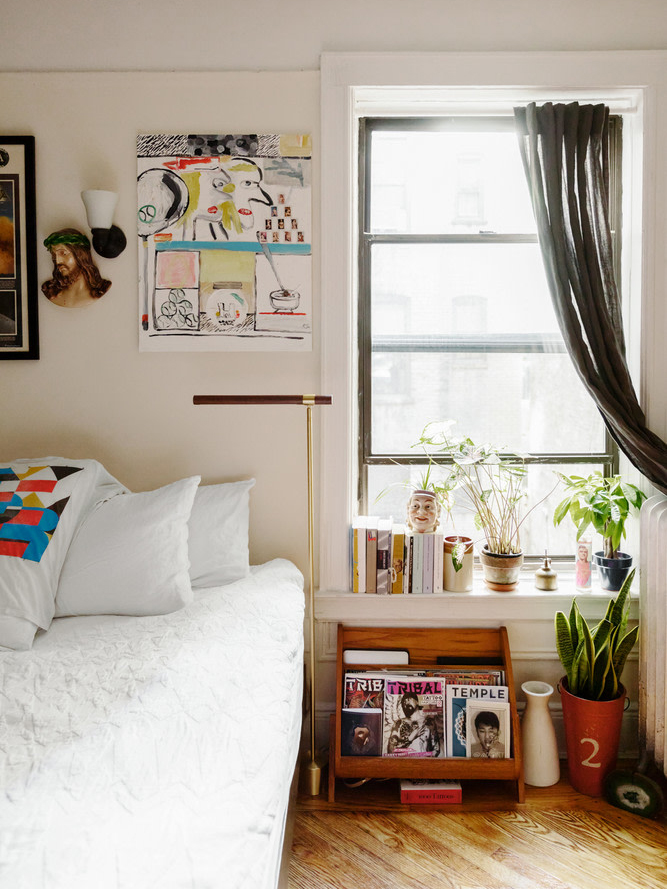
[193,394,332,797]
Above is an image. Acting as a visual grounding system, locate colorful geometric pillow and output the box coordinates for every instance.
[0,458,127,649]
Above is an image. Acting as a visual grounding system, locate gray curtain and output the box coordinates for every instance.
[514,101,667,494]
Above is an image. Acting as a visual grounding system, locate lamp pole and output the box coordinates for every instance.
[193,394,332,796]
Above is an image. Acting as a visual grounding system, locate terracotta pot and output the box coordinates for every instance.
[559,677,626,797]
[479,547,523,591]
[443,535,473,592]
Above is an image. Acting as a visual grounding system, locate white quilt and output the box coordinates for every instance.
[0,559,305,889]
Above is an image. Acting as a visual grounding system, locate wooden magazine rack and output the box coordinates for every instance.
[329,625,525,803]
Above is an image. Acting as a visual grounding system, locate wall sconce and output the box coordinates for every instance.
[81,189,127,258]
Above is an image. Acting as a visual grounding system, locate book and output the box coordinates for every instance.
[446,684,510,757]
[351,516,367,593]
[344,673,385,710]
[403,533,413,594]
[422,532,434,594]
[383,676,445,757]
[390,523,405,594]
[433,531,444,593]
[341,708,383,756]
[376,517,392,595]
[365,517,379,593]
[399,779,462,804]
[411,534,423,595]
[343,649,409,666]
[466,700,511,759]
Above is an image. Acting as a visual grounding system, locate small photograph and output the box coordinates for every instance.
[284,231,291,242]
[466,702,510,759]
[575,537,592,590]
[297,231,304,242]
[291,218,299,229]
[271,206,278,217]
[341,708,383,756]
[272,231,280,243]
[284,206,291,217]
[277,219,284,230]
[265,219,272,230]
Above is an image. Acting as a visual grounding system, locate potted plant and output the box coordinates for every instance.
[417,427,547,591]
[554,570,638,795]
[552,471,646,591]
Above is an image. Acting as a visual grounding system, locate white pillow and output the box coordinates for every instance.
[0,457,127,648]
[188,479,255,588]
[55,476,200,617]
[0,615,39,651]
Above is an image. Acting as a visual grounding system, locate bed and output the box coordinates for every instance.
[0,459,305,889]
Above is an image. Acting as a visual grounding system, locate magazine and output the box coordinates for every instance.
[341,708,383,756]
[445,684,510,757]
[466,700,511,759]
[426,669,505,687]
[344,673,385,710]
[383,676,445,758]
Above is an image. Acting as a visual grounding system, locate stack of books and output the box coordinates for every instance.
[341,667,510,759]
[351,516,447,594]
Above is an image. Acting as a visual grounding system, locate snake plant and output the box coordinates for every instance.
[555,569,638,701]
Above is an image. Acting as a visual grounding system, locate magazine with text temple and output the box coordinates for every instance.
[445,683,509,757]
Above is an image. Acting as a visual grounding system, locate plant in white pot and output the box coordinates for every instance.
[417,427,547,591]
[554,570,638,796]
[552,471,646,591]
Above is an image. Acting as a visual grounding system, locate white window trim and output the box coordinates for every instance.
[320,50,665,593]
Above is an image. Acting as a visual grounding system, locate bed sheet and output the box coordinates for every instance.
[0,558,304,889]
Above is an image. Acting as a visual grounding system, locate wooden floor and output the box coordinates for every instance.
[289,768,667,889]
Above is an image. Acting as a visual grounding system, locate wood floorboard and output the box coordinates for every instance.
[526,808,667,888]
[289,768,667,889]
[403,809,573,889]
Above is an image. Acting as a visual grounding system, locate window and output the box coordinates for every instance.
[358,116,620,558]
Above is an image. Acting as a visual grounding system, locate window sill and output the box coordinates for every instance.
[315,567,638,624]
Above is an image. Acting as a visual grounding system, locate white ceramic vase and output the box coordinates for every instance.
[521,680,560,787]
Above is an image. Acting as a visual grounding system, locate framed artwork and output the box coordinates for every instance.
[137,133,312,352]
[0,136,38,360]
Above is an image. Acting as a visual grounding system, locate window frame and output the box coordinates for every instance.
[319,52,652,593]
[356,115,620,558]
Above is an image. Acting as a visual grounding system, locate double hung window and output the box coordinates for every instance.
[358,116,620,557]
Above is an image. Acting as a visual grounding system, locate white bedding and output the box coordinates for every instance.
[0,558,305,889]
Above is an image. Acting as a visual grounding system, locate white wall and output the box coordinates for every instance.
[3,0,667,72]
[0,71,320,571]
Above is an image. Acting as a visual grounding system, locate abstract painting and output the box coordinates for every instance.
[0,136,38,360]
[137,133,312,351]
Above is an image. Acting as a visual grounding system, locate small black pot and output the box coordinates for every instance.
[594,551,632,592]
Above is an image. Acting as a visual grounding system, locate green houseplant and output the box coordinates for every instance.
[554,570,639,795]
[552,471,646,590]
[555,570,638,702]
[376,458,473,588]
[417,426,547,590]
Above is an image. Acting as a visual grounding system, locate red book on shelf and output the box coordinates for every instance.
[399,779,462,804]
